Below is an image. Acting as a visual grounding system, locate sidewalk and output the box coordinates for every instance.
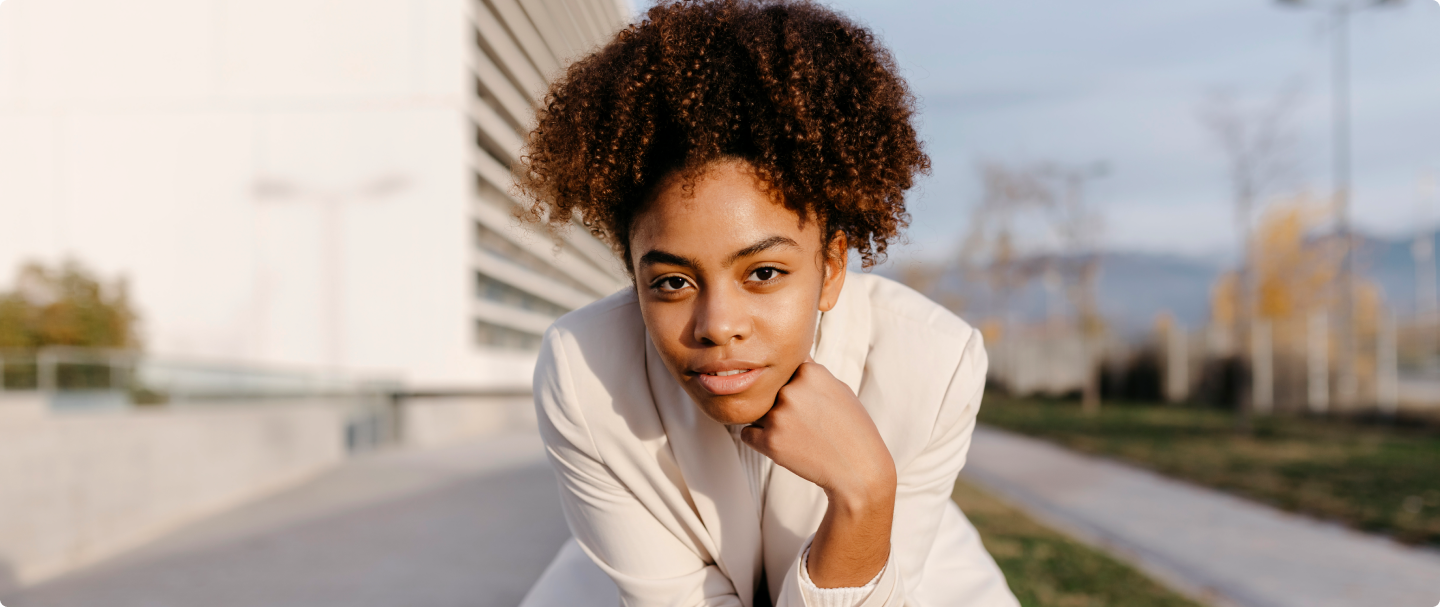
[963,425,1440,607]
[1,432,567,607]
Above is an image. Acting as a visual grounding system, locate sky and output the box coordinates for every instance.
[798,0,1440,265]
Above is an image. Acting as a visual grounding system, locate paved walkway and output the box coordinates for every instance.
[1,433,568,607]
[963,425,1440,607]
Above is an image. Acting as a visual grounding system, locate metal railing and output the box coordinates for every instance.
[1,347,397,399]
[0,347,404,452]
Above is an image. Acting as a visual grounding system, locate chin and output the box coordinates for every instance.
[695,394,773,425]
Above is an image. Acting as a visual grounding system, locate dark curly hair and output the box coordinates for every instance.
[515,0,929,273]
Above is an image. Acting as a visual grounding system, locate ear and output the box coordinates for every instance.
[818,232,847,312]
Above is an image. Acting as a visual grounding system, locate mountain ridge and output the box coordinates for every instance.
[879,230,1436,340]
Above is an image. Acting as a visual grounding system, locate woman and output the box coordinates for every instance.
[516,1,1017,605]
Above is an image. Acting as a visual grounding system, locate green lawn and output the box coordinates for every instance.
[953,479,1204,607]
[977,396,1440,547]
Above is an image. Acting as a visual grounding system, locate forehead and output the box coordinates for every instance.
[630,163,820,261]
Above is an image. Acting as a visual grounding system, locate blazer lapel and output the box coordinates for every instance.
[646,332,761,607]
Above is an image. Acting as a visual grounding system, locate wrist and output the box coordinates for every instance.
[810,465,895,589]
[824,464,896,516]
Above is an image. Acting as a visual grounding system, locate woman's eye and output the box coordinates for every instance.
[749,267,782,282]
[655,276,690,291]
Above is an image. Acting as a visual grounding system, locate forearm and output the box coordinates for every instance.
[806,469,897,588]
[740,357,900,590]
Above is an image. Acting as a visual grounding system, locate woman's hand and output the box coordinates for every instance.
[740,358,895,497]
[741,358,897,588]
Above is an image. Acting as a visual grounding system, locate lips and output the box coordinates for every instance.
[692,363,766,396]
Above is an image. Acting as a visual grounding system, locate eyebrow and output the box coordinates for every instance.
[637,235,801,271]
[726,235,800,265]
[638,250,699,270]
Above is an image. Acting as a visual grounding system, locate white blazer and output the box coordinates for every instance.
[528,273,1018,607]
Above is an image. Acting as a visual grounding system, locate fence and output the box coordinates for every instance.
[986,314,1440,417]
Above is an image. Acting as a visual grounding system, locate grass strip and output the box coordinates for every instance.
[954,479,1204,607]
[977,396,1440,547]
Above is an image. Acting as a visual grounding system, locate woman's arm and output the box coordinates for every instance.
[888,329,990,593]
[740,357,897,588]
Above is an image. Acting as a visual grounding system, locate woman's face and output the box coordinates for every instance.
[629,160,847,425]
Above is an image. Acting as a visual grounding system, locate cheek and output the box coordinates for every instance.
[640,301,692,362]
[754,288,820,360]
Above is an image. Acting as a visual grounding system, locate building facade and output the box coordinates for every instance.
[0,0,632,390]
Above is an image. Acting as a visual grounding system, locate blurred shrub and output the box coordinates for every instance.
[0,259,141,350]
[1100,347,1164,402]
[1195,355,1246,410]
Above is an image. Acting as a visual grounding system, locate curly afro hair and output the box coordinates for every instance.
[515,0,929,273]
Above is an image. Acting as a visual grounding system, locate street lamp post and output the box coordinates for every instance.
[1417,170,1440,370]
[1274,0,1404,409]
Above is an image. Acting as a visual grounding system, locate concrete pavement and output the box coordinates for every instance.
[1,432,569,607]
[962,425,1440,607]
[9,422,1440,607]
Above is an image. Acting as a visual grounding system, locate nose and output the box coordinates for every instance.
[692,284,751,346]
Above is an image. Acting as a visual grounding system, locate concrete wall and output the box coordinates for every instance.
[399,394,537,449]
[0,394,347,590]
[990,334,1091,396]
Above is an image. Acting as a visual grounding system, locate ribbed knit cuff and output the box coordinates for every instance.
[797,538,884,607]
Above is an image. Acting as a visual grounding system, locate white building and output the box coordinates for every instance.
[0,0,633,390]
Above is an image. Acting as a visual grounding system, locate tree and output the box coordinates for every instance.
[959,161,1055,324]
[1208,195,1382,409]
[1198,85,1303,417]
[0,260,142,350]
[959,160,1108,410]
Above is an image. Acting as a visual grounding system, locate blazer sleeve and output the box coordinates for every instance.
[534,326,746,607]
[890,327,988,599]
[887,326,990,601]
[774,328,989,607]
